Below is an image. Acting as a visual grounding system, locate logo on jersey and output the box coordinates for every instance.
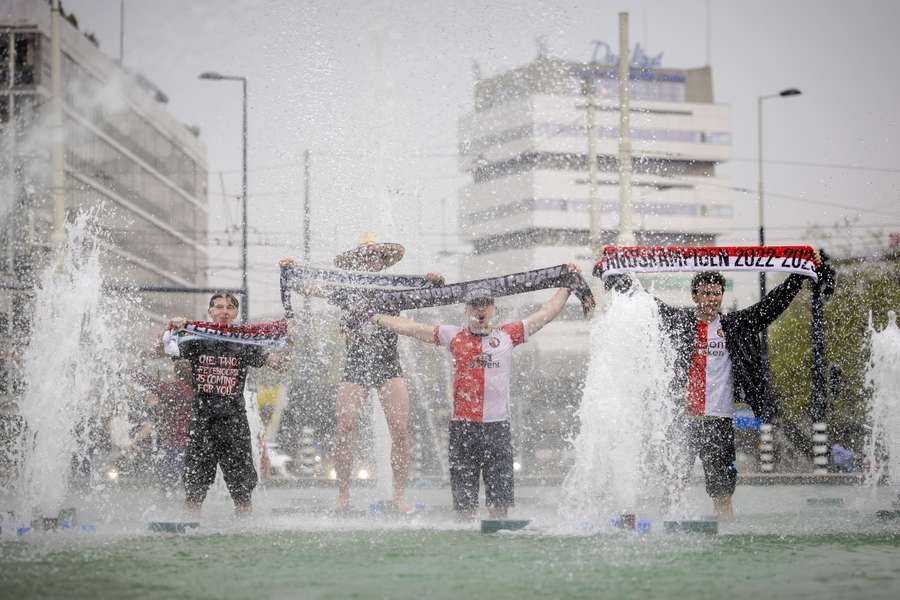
[488,337,500,348]
[469,352,500,369]
[716,328,724,338]
[708,339,727,357]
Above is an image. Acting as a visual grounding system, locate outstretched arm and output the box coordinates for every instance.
[526,287,572,336]
[373,314,435,344]
[734,251,820,332]
[732,273,806,333]
[525,263,585,335]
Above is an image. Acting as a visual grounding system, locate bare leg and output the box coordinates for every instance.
[713,496,734,520]
[456,509,478,522]
[184,499,202,516]
[378,377,411,512]
[335,382,365,510]
[234,501,252,516]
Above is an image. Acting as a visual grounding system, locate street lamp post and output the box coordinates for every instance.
[199,72,249,322]
[757,88,801,300]
[758,87,801,371]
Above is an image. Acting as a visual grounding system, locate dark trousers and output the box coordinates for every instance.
[678,416,737,498]
[448,420,514,512]
[183,413,257,506]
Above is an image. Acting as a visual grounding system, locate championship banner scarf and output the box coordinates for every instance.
[280,263,596,318]
[168,320,289,349]
[594,245,819,282]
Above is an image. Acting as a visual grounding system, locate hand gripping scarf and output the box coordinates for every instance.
[594,245,819,282]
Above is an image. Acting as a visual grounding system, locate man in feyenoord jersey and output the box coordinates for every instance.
[372,264,579,519]
[655,263,819,519]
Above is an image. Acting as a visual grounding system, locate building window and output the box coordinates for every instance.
[13,32,38,87]
[12,93,35,138]
[582,74,687,103]
[0,33,9,88]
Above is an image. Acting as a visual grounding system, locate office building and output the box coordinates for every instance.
[0,1,208,407]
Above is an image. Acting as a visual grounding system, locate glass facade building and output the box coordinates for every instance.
[0,3,208,404]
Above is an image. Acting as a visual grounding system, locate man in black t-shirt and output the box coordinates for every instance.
[163,292,283,515]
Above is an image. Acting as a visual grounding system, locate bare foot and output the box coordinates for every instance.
[393,498,412,514]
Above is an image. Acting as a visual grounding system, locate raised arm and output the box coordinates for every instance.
[279,257,329,297]
[161,318,187,357]
[730,273,806,333]
[525,262,586,335]
[373,314,435,344]
[525,287,572,336]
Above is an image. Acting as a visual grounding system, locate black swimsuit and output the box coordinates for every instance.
[342,316,403,388]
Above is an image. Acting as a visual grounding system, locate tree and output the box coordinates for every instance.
[769,252,900,452]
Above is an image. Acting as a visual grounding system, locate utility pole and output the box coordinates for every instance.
[302,149,311,315]
[240,77,248,322]
[119,0,125,64]
[303,150,311,263]
[50,0,66,249]
[617,12,635,246]
[758,88,802,362]
[705,0,712,66]
[584,76,599,257]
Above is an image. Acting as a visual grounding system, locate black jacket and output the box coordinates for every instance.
[656,273,807,422]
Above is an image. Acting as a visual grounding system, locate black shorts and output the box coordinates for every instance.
[342,327,403,388]
[448,420,514,512]
[342,354,403,388]
[682,416,737,498]
[183,413,257,505]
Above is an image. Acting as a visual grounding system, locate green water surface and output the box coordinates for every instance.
[2,530,899,600]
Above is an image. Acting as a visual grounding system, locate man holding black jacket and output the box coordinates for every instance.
[646,254,826,519]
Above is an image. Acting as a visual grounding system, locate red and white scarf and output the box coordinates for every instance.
[594,245,819,281]
[168,320,289,349]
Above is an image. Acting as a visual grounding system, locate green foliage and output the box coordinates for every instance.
[769,258,900,445]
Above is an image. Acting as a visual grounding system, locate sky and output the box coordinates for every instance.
[61,0,900,316]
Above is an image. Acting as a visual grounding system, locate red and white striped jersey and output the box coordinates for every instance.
[686,317,735,417]
[434,321,528,423]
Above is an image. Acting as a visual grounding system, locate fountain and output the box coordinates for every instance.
[864,310,900,506]
[559,284,683,527]
[13,211,133,520]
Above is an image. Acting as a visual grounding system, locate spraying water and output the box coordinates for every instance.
[864,310,900,492]
[559,286,682,524]
[15,211,132,517]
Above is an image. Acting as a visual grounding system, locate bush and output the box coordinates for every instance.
[769,255,900,450]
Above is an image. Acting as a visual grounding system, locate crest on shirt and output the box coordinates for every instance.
[717,328,724,338]
[488,336,500,348]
